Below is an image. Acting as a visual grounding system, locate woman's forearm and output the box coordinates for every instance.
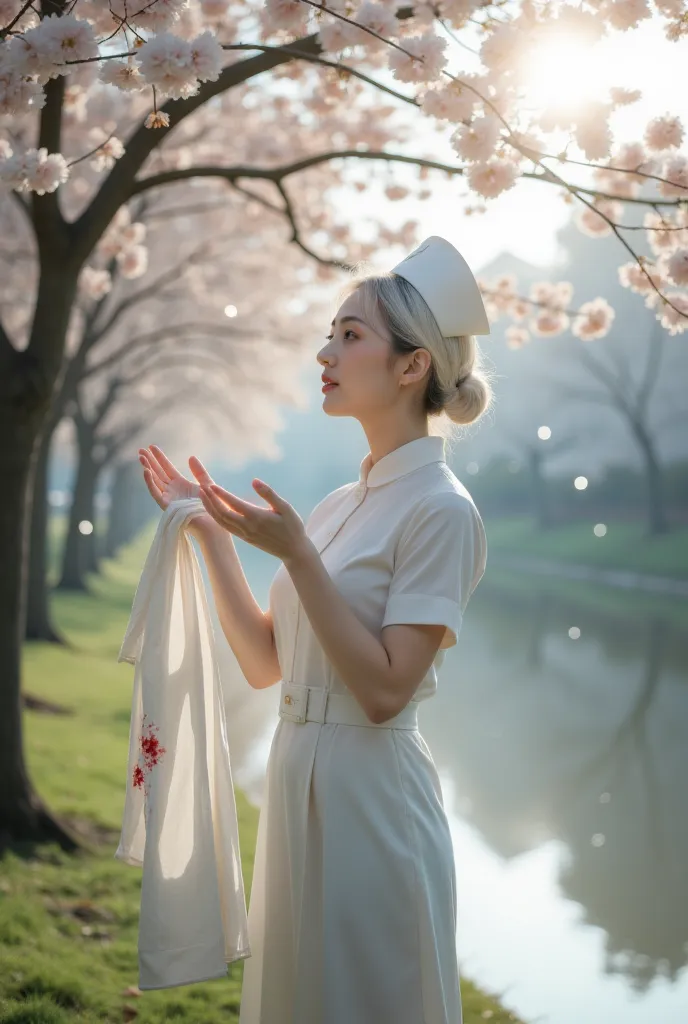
[284,539,392,722]
[190,519,282,689]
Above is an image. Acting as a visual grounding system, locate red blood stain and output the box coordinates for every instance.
[132,714,166,792]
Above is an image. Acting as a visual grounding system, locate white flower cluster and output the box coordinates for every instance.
[135,29,224,100]
[0,10,224,123]
[0,142,69,194]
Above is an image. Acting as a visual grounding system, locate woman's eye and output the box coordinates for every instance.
[324,330,357,341]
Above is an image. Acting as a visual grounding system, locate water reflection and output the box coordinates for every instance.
[210,548,688,1024]
[421,574,688,1022]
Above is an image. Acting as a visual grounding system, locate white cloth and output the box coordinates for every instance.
[239,435,487,1024]
[115,497,251,991]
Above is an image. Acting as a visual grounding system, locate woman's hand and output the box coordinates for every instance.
[197,474,309,564]
[138,445,217,535]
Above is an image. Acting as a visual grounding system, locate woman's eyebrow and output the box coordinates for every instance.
[330,316,367,327]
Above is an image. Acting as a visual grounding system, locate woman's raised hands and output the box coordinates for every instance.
[138,445,215,512]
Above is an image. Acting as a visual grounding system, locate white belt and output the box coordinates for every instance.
[278,680,419,730]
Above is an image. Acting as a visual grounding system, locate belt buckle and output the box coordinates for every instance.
[280,683,308,724]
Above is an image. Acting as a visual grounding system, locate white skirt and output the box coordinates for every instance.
[238,682,462,1024]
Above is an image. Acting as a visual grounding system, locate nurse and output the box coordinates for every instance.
[138,235,492,1023]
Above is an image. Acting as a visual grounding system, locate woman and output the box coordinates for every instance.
[138,235,492,1024]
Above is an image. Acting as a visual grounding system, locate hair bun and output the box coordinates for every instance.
[444,371,491,425]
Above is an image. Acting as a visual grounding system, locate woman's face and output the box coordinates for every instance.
[316,288,403,420]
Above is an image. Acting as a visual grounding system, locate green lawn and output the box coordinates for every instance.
[2,527,527,1023]
[485,515,688,580]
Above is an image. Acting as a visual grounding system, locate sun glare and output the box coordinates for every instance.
[519,35,605,112]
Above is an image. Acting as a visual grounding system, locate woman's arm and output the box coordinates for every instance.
[188,517,282,690]
[285,540,444,724]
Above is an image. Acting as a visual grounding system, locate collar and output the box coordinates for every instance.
[358,435,446,488]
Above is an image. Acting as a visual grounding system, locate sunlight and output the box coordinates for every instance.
[519,35,605,112]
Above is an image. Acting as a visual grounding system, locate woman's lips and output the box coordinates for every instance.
[322,382,338,392]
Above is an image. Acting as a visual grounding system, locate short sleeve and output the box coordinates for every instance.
[381,494,486,650]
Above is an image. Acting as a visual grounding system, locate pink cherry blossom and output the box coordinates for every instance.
[609,86,643,106]
[387,30,447,84]
[530,310,570,337]
[261,0,310,35]
[0,59,46,115]
[644,210,686,255]
[79,266,112,299]
[188,30,223,81]
[654,0,684,14]
[450,115,501,163]
[347,2,399,50]
[420,76,479,123]
[21,13,98,81]
[574,102,614,161]
[576,199,624,239]
[89,132,125,171]
[100,59,145,92]
[656,292,688,334]
[505,325,530,349]
[659,153,688,197]
[117,244,148,279]
[666,249,688,286]
[618,260,667,298]
[572,297,616,341]
[605,0,652,31]
[316,0,354,54]
[466,157,518,199]
[479,23,521,74]
[440,0,482,30]
[137,32,197,99]
[0,146,69,193]
[144,111,171,129]
[644,113,684,152]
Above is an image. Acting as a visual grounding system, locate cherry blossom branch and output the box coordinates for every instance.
[67,129,120,168]
[89,242,215,342]
[223,43,418,107]
[298,0,686,316]
[0,0,36,39]
[72,31,328,261]
[273,177,348,268]
[83,322,257,378]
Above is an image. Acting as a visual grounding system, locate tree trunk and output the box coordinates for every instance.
[528,448,552,530]
[56,422,99,591]
[25,415,68,643]
[105,461,134,557]
[634,424,668,536]
[0,405,80,853]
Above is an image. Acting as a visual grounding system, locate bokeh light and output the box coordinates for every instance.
[78,520,93,535]
[537,425,551,440]
[593,523,608,537]
[224,304,238,317]
[568,627,581,640]
[574,476,588,490]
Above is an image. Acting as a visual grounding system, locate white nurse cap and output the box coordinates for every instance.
[389,235,491,337]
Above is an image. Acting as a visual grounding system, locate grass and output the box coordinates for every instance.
[2,523,527,1024]
[485,515,688,580]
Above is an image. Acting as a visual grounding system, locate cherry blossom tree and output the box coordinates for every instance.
[1,0,687,845]
[27,191,311,641]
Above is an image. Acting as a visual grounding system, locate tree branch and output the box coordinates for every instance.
[82,322,256,378]
[71,31,329,261]
[89,242,215,342]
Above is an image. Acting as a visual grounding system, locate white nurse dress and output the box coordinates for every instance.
[238,434,487,1024]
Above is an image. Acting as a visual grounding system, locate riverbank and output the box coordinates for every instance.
[485,516,688,593]
[1,528,526,1023]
